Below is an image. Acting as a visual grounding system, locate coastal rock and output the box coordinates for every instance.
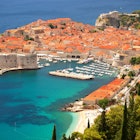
[95,11,120,28]
[62,100,84,112]
[95,10,140,29]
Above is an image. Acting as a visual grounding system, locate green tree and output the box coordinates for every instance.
[136,57,140,64]
[61,134,67,140]
[97,105,107,140]
[133,96,140,139]
[48,23,57,29]
[71,132,83,140]
[130,57,136,65]
[83,126,102,140]
[87,119,90,128]
[121,74,126,79]
[130,57,140,65]
[52,125,56,140]
[135,130,140,140]
[134,23,140,29]
[24,34,34,41]
[68,136,71,140]
[128,71,135,78]
[105,106,123,140]
[121,101,128,140]
[98,99,109,108]
[136,83,140,95]
[128,94,136,140]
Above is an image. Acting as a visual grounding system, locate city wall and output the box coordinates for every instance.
[0,53,38,70]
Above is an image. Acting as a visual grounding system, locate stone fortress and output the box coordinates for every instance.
[95,11,139,28]
[0,53,38,73]
[0,11,140,73]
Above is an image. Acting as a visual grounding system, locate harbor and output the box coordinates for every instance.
[47,59,117,80]
[75,60,115,77]
[49,70,94,80]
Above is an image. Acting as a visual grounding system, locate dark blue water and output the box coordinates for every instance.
[0,0,139,139]
[0,0,140,33]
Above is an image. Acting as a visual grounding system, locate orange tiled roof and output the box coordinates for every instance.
[83,78,126,102]
[0,18,139,53]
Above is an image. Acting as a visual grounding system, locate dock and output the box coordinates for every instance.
[49,70,94,80]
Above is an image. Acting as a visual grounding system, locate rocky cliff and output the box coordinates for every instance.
[95,10,140,29]
[95,11,120,28]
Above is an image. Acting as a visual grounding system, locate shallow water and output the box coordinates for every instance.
[0,61,115,139]
[0,0,140,139]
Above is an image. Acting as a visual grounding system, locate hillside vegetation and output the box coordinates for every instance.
[61,82,140,140]
[120,10,140,29]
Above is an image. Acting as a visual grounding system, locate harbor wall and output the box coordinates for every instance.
[0,53,38,70]
[0,54,17,69]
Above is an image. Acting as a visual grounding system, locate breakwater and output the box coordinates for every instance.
[49,70,94,80]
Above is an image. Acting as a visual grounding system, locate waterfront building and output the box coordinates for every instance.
[83,78,130,105]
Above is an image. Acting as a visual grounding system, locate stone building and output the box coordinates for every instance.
[0,53,38,70]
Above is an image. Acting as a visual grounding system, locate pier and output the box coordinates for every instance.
[49,70,94,80]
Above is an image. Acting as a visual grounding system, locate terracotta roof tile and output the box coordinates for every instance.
[83,78,126,102]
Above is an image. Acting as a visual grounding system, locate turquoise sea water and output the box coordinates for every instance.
[0,61,115,139]
[0,0,140,139]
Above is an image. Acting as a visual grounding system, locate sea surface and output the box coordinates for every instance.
[0,0,140,33]
[0,61,116,140]
[0,62,114,140]
[0,0,140,139]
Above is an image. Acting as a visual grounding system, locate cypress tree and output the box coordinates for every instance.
[128,94,136,140]
[61,134,67,140]
[98,105,107,140]
[121,100,128,140]
[136,83,140,95]
[99,105,106,132]
[101,110,106,132]
[52,125,56,140]
[68,136,71,140]
[87,119,90,128]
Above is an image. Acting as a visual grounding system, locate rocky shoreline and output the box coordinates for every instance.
[61,99,99,112]
[62,100,84,112]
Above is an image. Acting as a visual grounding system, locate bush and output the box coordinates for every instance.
[24,35,34,41]
[134,23,140,29]
[98,98,109,108]
[48,23,57,29]
[89,29,97,33]
[128,71,135,77]
[130,57,140,65]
